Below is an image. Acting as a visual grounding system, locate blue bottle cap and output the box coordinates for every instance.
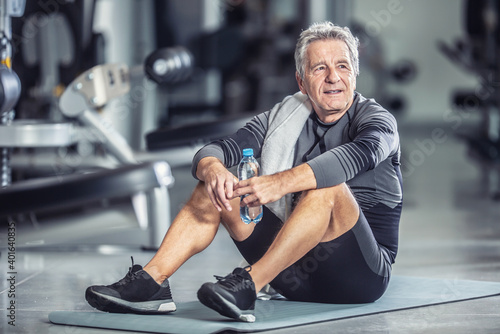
[242,148,253,157]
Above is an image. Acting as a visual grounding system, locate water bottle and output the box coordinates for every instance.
[237,148,263,224]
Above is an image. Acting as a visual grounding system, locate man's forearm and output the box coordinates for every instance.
[195,156,225,181]
[275,163,317,195]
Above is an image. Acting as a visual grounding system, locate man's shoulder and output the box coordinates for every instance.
[353,92,395,119]
[351,92,398,130]
[353,92,387,113]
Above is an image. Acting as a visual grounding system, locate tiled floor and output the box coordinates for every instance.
[1,122,500,333]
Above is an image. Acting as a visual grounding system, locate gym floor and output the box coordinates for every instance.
[1,122,500,333]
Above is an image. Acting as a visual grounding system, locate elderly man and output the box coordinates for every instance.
[86,21,402,323]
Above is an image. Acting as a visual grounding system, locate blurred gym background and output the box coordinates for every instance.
[1,1,500,333]
[0,0,497,249]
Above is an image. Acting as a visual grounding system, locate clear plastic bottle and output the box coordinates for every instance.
[237,148,263,224]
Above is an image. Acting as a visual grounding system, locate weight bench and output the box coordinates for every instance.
[0,161,173,249]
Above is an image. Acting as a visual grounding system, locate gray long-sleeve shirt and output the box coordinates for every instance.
[192,92,403,261]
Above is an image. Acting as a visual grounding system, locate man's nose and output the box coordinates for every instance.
[326,68,340,83]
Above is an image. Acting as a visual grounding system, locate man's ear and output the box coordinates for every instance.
[296,72,307,95]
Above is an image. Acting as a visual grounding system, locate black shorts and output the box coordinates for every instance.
[233,206,392,304]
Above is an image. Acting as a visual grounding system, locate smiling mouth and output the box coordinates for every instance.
[324,90,342,94]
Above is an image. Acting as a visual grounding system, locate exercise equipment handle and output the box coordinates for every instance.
[59,63,136,164]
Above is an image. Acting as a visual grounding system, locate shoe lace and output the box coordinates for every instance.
[213,266,252,290]
[114,256,140,286]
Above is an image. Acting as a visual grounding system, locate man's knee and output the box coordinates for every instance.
[299,184,359,240]
[300,183,356,209]
[183,182,221,222]
[189,183,255,241]
[187,182,211,206]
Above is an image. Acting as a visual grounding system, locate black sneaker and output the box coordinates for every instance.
[197,267,257,322]
[85,258,176,314]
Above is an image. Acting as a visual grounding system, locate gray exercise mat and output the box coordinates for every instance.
[49,276,500,334]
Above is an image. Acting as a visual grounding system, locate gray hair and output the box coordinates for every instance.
[294,21,360,79]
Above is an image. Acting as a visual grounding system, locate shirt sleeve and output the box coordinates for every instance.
[191,112,269,179]
[307,111,399,188]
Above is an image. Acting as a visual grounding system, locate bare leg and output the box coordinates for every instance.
[144,182,252,284]
[249,183,359,292]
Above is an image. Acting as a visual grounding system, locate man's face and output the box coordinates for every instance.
[296,39,356,123]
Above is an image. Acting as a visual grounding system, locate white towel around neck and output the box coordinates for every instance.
[261,91,313,222]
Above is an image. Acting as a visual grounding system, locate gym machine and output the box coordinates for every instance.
[0,0,196,249]
[438,0,500,200]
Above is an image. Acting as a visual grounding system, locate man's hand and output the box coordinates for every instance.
[233,174,284,207]
[233,163,317,207]
[196,157,237,212]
